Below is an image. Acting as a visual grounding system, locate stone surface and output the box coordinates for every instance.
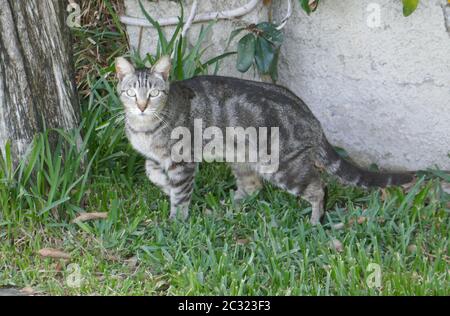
[0,288,27,296]
[124,0,450,171]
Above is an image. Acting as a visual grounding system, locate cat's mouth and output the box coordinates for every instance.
[127,108,150,116]
[130,110,155,119]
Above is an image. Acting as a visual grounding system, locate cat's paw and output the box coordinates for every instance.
[232,190,247,206]
[309,216,323,226]
[169,206,189,221]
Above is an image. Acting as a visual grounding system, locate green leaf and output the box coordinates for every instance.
[402,0,420,17]
[227,27,247,49]
[268,49,280,82]
[426,168,450,183]
[167,17,184,54]
[299,0,320,15]
[38,197,71,216]
[300,0,312,15]
[237,33,256,73]
[166,2,185,54]
[173,37,184,80]
[184,22,215,78]
[4,141,13,180]
[196,52,237,76]
[255,36,275,74]
[256,22,284,48]
[138,0,168,54]
[103,0,125,36]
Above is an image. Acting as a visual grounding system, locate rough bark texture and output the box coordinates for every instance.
[0,0,80,162]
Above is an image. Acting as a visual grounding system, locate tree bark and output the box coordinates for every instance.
[0,0,80,162]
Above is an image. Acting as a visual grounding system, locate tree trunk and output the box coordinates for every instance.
[0,0,80,163]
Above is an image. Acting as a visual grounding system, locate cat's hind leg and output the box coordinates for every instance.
[265,157,325,225]
[302,179,326,226]
[231,164,263,204]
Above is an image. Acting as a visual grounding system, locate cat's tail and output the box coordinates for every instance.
[318,137,415,188]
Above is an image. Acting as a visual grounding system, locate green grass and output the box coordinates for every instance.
[0,159,449,295]
[0,0,449,296]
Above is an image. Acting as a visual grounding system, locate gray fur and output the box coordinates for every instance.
[116,58,414,224]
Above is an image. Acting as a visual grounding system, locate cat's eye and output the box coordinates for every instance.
[149,90,160,98]
[126,89,136,98]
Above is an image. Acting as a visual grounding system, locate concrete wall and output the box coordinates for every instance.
[124,0,268,81]
[124,0,450,171]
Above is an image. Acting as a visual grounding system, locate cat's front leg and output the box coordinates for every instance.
[167,161,197,220]
[231,164,263,204]
[145,160,171,195]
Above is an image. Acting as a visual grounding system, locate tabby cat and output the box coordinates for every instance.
[116,56,414,225]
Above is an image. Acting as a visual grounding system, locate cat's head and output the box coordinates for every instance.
[116,56,171,117]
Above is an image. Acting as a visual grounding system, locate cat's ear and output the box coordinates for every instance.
[152,56,171,81]
[116,57,135,80]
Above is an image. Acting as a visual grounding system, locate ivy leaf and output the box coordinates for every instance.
[255,36,275,74]
[402,0,420,17]
[237,34,256,73]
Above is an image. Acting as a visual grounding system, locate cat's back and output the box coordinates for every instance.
[177,75,302,105]
[178,76,315,116]
[172,75,320,130]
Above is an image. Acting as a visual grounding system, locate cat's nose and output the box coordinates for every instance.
[137,100,148,113]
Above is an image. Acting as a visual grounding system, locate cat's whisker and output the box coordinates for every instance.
[156,111,174,123]
[158,113,173,122]
[153,112,170,130]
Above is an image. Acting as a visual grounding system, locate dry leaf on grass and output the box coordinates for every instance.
[348,216,368,226]
[402,178,418,192]
[330,239,344,253]
[357,216,368,224]
[21,287,35,295]
[377,217,386,224]
[38,248,71,260]
[125,256,138,269]
[236,238,250,245]
[155,280,170,292]
[332,222,345,230]
[381,188,389,201]
[408,244,418,253]
[441,182,450,194]
[72,212,108,223]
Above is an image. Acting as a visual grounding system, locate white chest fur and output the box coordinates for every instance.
[127,129,170,167]
[128,131,152,156]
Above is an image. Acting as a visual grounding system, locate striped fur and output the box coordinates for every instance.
[318,137,415,189]
[116,57,415,224]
